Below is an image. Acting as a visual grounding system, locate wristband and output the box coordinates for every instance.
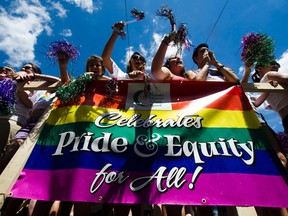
[112,26,126,39]
[216,64,224,70]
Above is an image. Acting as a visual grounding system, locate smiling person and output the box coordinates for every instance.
[46,54,109,216]
[151,33,195,216]
[102,21,148,80]
[0,62,64,216]
[0,65,33,158]
[0,66,26,154]
[0,62,63,168]
[0,66,16,80]
[102,21,151,216]
[151,32,193,81]
[85,55,110,80]
[15,62,62,83]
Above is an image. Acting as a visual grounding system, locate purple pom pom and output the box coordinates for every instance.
[0,78,17,116]
[241,33,275,64]
[47,40,80,63]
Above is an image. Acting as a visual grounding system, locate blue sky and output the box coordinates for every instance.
[1,0,288,132]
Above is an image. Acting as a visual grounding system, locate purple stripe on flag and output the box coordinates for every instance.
[11,168,288,207]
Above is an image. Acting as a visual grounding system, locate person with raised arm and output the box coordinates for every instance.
[151,32,194,81]
[102,21,148,80]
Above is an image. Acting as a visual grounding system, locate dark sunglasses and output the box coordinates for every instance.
[131,55,145,62]
[169,56,181,61]
[89,63,101,67]
[23,66,33,71]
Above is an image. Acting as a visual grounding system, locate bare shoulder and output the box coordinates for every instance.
[185,70,197,80]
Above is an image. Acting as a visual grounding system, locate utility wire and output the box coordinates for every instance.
[191,0,229,69]
[124,0,131,57]
[205,0,229,43]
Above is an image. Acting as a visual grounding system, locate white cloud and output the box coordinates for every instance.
[277,50,288,74]
[0,0,51,67]
[65,0,101,13]
[60,29,72,37]
[121,47,134,71]
[150,32,179,59]
[139,44,148,57]
[143,27,149,35]
[152,18,158,25]
[50,2,67,18]
[238,65,245,76]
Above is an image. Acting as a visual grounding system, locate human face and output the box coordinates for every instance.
[130,54,146,71]
[21,64,34,74]
[195,47,209,65]
[88,59,104,76]
[255,64,273,78]
[0,66,14,77]
[169,56,184,75]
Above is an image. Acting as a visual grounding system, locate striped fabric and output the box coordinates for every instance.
[11,80,288,207]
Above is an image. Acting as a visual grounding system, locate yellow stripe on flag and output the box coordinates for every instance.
[47,105,261,129]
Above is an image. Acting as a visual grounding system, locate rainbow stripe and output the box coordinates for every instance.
[11,81,288,207]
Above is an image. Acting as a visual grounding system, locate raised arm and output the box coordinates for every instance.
[14,71,61,82]
[209,50,239,82]
[264,71,288,84]
[151,34,174,80]
[102,21,125,75]
[34,74,61,82]
[241,62,254,84]
[57,54,71,83]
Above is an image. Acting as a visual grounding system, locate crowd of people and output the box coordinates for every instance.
[0,20,288,216]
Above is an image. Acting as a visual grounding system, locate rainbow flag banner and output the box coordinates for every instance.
[11,80,288,207]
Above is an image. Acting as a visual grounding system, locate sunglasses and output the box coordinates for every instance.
[23,66,33,71]
[131,55,145,62]
[169,56,181,61]
[89,64,102,67]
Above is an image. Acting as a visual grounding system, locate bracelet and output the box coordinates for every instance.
[112,26,126,38]
[216,64,224,70]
